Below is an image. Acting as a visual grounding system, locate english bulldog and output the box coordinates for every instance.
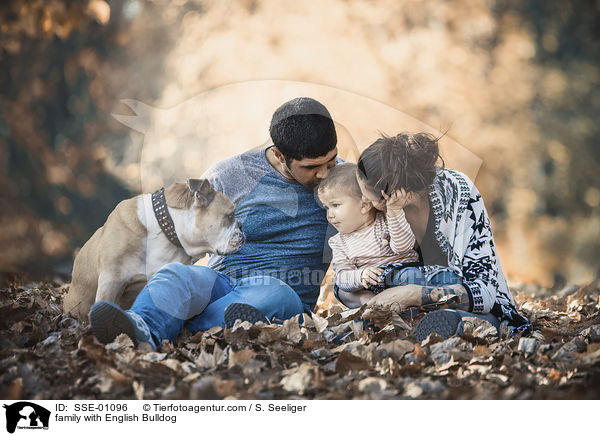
[63,179,244,320]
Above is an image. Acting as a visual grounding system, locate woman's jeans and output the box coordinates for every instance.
[129,263,304,344]
[387,266,462,288]
[334,265,462,304]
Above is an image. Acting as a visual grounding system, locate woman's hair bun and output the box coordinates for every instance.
[408,132,440,167]
[357,131,444,194]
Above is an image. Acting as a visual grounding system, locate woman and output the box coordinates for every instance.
[339,132,531,340]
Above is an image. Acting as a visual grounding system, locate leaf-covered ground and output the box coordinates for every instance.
[1,280,599,400]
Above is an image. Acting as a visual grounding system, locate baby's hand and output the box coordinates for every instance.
[361,266,383,288]
[381,188,411,216]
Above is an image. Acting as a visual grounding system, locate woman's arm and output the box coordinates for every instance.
[367,283,471,311]
[337,289,376,308]
[458,184,503,313]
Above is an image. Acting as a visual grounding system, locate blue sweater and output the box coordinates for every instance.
[202,147,335,312]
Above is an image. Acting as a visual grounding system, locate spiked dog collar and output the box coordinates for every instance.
[151,187,183,249]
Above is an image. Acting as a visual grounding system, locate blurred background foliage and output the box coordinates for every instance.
[0,0,598,287]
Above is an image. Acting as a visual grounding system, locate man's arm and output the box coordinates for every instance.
[200,164,225,194]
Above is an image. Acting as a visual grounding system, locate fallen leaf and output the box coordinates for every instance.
[105,367,130,384]
[194,350,215,369]
[335,351,371,373]
[228,349,255,368]
[190,376,220,400]
[331,340,362,354]
[434,357,460,372]
[377,340,414,360]
[546,369,562,384]
[310,312,328,333]
[350,320,364,339]
[357,377,389,397]
[413,343,427,361]
[132,380,144,400]
[242,359,266,377]
[139,352,167,362]
[281,316,302,343]
[339,307,363,320]
[257,325,282,344]
[160,358,184,375]
[580,325,600,342]
[213,344,228,367]
[580,347,600,366]
[391,312,412,331]
[280,363,315,394]
[486,373,509,386]
[473,345,491,357]
[214,380,237,398]
[518,337,537,356]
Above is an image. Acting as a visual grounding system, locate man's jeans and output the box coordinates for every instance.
[130,263,304,344]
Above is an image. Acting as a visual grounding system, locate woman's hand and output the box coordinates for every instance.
[381,188,411,216]
[365,284,421,311]
[360,266,383,288]
[365,284,471,312]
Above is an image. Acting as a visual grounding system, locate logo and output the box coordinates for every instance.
[2,402,50,434]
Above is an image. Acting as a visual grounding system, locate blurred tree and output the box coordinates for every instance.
[0,0,598,285]
[516,0,600,281]
[0,0,132,276]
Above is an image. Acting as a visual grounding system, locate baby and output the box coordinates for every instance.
[318,163,420,296]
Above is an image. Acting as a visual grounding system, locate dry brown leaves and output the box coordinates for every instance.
[1,281,599,400]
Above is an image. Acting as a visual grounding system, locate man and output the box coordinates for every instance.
[89,97,338,349]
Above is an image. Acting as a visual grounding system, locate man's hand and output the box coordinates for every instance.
[360,266,383,288]
[381,188,411,217]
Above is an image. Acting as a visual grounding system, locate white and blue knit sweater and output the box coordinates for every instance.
[429,168,528,329]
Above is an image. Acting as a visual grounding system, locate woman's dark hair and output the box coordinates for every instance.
[269,97,337,163]
[357,132,444,196]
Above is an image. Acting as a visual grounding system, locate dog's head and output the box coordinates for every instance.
[164,179,245,257]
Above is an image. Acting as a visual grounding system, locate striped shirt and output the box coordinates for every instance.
[328,210,419,292]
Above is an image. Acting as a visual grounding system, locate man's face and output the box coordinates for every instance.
[282,148,338,190]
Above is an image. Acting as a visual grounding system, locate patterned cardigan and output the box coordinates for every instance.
[429,168,530,331]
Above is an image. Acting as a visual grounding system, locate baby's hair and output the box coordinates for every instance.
[357,132,444,197]
[318,162,362,198]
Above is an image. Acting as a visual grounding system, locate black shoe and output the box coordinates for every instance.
[89,301,156,349]
[413,309,464,342]
[224,303,269,328]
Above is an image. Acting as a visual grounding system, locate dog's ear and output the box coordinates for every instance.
[188,178,216,207]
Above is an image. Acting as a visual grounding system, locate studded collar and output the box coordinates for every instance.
[151,187,183,249]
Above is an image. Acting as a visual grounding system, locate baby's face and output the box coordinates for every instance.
[318,188,372,234]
